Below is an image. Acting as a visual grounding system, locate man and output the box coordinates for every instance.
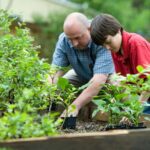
[90,13,150,113]
[50,12,114,116]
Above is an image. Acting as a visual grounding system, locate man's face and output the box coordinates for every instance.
[103,31,122,53]
[65,28,91,50]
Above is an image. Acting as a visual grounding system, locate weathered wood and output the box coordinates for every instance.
[0,128,150,150]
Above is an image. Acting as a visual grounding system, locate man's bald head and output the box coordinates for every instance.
[63,12,90,35]
[63,12,91,49]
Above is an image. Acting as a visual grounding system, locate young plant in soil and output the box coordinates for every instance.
[92,67,150,130]
[53,77,78,129]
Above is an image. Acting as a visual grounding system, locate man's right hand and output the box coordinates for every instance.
[60,104,79,118]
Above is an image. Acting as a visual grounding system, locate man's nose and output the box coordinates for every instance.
[105,45,111,50]
[72,40,78,47]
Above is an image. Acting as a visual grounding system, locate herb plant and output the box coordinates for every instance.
[0,9,63,140]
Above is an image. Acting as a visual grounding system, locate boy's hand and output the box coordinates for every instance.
[119,116,132,125]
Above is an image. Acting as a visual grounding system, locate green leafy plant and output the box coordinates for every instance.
[92,83,143,125]
[0,10,53,112]
[92,65,150,126]
[53,77,78,117]
[0,9,64,140]
[0,111,60,140]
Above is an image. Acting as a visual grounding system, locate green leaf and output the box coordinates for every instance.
[137,65,144,73]
[57,77,69,90]
[92,109,99,118]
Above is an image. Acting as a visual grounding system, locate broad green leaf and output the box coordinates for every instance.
[57,77,69,90]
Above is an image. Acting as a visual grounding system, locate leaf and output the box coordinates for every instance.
[137,65,144,73]
[92,99,106,106]
[23,88,34,99]
[111,106,120,114]
[92,109,99,118]
[144,116,150,121]
[57,77,69,90]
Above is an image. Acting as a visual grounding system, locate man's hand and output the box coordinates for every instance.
[60,74,108,118]
[60,104,79,118]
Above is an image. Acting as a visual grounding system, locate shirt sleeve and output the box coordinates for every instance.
[51,34,70,67]
[93,46,115,74]
[130,40,150,74]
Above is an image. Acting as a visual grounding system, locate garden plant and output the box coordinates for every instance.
[92,66,150,130]
[0,9,149,141]
[0,9,79,140]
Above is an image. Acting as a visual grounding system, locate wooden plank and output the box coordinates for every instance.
[0,128,150,150]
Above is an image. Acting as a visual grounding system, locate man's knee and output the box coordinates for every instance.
[63,69,86,87]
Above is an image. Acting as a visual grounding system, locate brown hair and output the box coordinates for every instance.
[90,13,122,45]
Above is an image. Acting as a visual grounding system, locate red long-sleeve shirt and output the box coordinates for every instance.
[112,31,150,76]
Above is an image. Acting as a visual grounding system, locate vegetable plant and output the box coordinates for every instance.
[92,83,143,125]
[92,66,150,126]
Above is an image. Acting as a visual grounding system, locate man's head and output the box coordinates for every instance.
[63,12,91,50]
[90,13,123,53]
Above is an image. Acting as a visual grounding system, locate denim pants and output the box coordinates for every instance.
[63,69,87,87]
[143,101,150,114]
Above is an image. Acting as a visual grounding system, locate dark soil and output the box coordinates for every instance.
[60,119,107,134]
[60,119,147,134]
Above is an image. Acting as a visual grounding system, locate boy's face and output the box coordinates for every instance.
[103,30,122,53]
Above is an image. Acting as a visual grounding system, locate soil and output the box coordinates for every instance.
[60,119,148,134]
[60,119,107,134]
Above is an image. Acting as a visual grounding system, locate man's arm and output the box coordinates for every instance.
[69,74,108,116]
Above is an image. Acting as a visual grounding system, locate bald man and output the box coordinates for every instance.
[50,12,114,117]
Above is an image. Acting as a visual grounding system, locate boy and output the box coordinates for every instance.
[90,13,150,113]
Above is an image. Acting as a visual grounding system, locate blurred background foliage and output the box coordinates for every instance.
[30,0,150,62]
[31,12,71,62]
[70,0,150,37]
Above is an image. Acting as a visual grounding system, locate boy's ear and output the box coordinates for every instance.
[88,26,91,32]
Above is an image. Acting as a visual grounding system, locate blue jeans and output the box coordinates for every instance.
[63,69,87,87]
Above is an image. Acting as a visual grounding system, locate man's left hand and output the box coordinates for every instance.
[60,104,79,118]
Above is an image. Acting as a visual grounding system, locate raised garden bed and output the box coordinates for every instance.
[0,128,150,150]
[0,114,150,150]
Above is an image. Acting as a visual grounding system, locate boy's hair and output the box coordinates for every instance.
[90,13,122,45]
